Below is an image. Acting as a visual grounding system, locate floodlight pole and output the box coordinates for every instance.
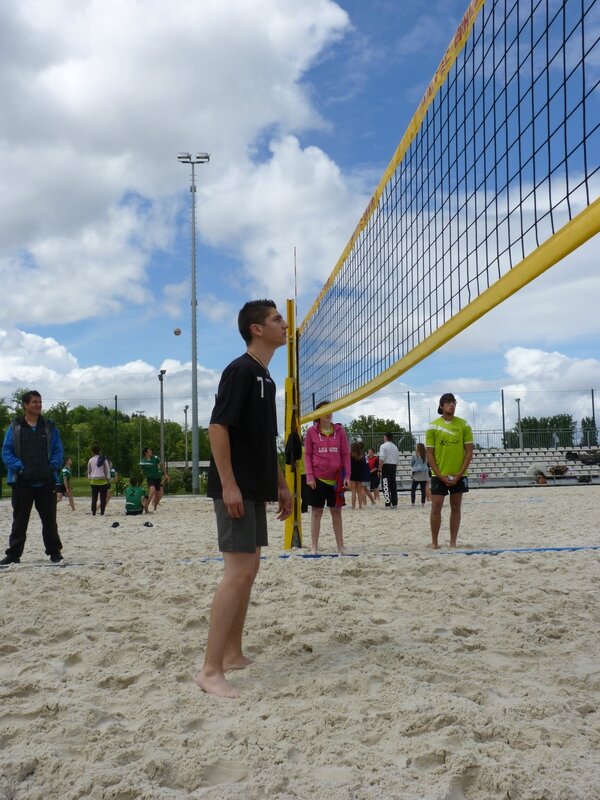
[158,370,167,464]
[135,410,145,462]
[178,151,210,493]
[515,398,523,450]
[183,404,189,468]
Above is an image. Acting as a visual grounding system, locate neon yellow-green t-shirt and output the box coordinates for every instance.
[425,416,473,476]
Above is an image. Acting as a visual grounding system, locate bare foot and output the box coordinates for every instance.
[337,548,346,556]
[449,542,458,548]
[195,669,239,699]
[310,549,318,555]
[428,543,440,550]
[224,655,254,672]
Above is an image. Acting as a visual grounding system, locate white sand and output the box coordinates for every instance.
[1,486,599,800]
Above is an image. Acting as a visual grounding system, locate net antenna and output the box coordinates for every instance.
[293,246,298,321]
[297,0,600,424]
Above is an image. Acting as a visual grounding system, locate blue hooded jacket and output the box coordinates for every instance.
[2,417,64,486]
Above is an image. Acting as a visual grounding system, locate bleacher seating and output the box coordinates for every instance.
[394,447,600,489]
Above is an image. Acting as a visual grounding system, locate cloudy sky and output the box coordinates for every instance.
[1,0,599,433]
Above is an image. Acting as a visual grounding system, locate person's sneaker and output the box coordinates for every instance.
[0,555,20,565]
[50,553,64,563]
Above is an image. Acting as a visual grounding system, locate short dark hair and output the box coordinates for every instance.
[238,299,276,344]
[314,400,330,424]
[384,432,394,441]
[91,444,101,455]
[22,390,41,406]
[437,393,457,414]
[142,446,153,456]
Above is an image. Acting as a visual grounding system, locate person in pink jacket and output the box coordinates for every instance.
[304,401,351,555]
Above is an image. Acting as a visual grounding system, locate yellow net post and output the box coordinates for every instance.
[284,298,303,549]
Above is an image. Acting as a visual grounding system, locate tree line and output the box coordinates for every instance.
[0,389,211,479]
[503,414,598,448]
[337,413,598,450]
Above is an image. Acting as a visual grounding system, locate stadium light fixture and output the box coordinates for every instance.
[177,150,210,493]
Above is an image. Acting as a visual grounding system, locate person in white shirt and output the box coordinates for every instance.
[378,432,399,508]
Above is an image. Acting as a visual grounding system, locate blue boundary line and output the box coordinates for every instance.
[3,546,598,571]
[437,545,600,556]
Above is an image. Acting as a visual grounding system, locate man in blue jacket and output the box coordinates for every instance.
[1,390,64,565]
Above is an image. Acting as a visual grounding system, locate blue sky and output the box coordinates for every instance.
[1,0,599,432]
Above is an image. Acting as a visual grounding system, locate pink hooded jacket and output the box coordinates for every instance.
[304,422,351,484]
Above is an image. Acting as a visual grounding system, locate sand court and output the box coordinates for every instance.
[1,486,599,799]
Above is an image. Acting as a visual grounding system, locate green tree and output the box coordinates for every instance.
[46,401,74,461]
[503,413,575,448]
[345,415,415,452]
[11,387,29,409]
[581,416,598,447]
[0,399,11,433]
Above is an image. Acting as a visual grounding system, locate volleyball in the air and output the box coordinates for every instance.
[173,327,182,336]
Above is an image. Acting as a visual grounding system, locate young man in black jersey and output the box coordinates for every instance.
[197,300,292,698]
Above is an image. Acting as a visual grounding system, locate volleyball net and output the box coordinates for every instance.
[297,0,600,422]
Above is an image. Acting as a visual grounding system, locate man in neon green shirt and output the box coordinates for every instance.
[425,393,473,549]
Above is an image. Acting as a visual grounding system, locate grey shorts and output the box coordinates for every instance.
[214,499,269,553]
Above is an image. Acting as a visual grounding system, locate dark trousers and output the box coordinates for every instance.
[91,483,110,515]
[411,480,427,504]
[7,483,62,559]
[381,464,398,507]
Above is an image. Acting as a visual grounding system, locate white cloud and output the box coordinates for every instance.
[0,0,354,328]
[203,135,368,299]
[0,328,221,423]
[198,295,236,324]
[503,347,600,389]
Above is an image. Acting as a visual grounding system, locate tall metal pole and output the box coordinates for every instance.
[135,410,144,462]
[158,370,166,464]
[114,395,118,465]
[184,405,189,468]
[515,397,523,449]
[190,160,199,493]
[178,152,210,493]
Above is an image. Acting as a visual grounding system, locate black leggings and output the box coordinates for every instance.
[91,483,110,515]
[411,480,427,505]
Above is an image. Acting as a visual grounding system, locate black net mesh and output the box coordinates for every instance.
[299,0,600,413]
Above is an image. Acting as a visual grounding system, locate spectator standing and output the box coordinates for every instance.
[426,393,474,548]
[304,402,350,554]
[57,456,76,511]
[410,443,429,507]
[349,441,367,510]
[1,390,64,565]
[367,448,380,502]
[87,445,111,516]
[378,432,399,508]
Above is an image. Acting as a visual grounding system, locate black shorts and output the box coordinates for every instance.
[306,479,337,509]
[430,476,469,496]
[370,474,380,491]
[125,508,144,516]
[55,483,66,494]
[147,478,162,490]
[214,499,268,553]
